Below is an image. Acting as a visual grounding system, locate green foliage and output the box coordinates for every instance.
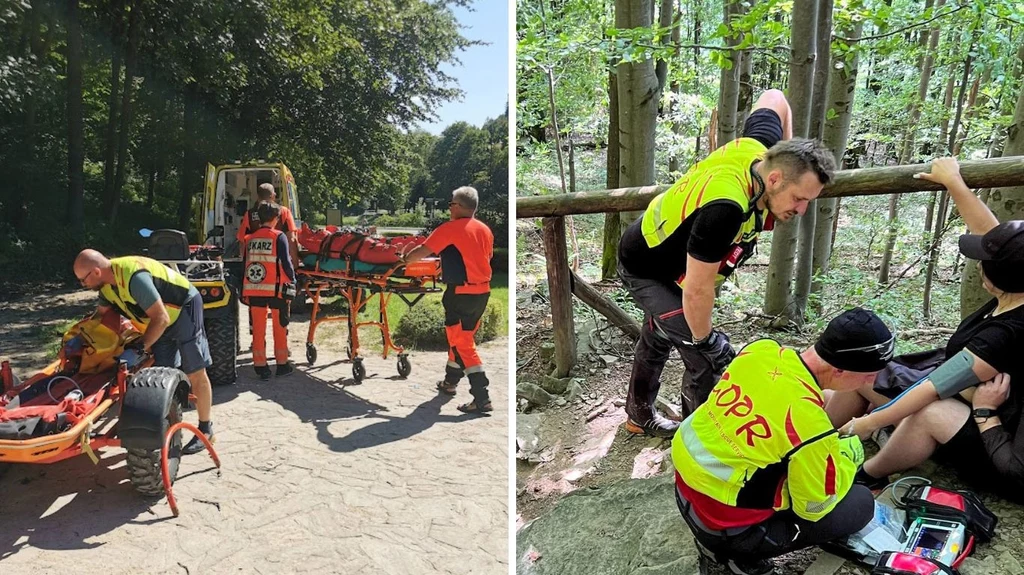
[393,295,508,350]
[373,212,427,228]
[0,0,484,282]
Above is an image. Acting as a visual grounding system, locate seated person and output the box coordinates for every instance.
[830,158,1024,499]
[673,308,894,575]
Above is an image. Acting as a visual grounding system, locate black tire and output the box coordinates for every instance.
[206,313,237,386]
[126,398,183,497]
[352,359,366,382]
[306,343,317,365]
[397,355,411,378]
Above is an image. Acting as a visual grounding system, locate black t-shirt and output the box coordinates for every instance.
[947,298,1024,424]
[945,298,1024,486]
[618,109,783,283]
[946,298,1024,376]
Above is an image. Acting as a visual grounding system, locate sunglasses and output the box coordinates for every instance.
[833,336,895,359]
[76,269,94,286]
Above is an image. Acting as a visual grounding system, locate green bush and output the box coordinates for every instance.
[393,296,507,350]
[373,211,426,227]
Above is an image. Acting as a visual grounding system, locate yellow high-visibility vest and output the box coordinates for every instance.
[641,138,770,287]
[671,339,860,521]
[100,256,193,332]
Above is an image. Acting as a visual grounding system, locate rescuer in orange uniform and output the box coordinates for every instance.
[401,186,494,413]
[242,201,297,380]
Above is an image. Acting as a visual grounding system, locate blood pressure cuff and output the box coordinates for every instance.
[928,350,981,399]
[871,552,957,575]
[903,485,997,544]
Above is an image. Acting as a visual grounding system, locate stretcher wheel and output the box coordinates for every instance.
[352,359,366,382]
[306,344,317,365]
[397,355,411,378]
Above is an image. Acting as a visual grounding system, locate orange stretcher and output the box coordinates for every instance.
[0,355,219,517]
[297,254,442,382]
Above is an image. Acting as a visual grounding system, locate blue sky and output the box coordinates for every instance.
[417,1,509,134]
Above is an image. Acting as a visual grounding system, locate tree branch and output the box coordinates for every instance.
[835,5,968,43]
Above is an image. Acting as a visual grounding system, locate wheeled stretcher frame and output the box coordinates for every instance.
[297,257,441,382]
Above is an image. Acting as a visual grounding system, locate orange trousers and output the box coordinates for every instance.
[443,290,489,373]
[250,306,289,366]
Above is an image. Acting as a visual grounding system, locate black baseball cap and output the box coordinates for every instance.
[958,221,1024,262]
[959,221,1024,292]
[815,308,895,372]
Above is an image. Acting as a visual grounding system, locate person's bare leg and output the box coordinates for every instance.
[188,368,213,422]
[825,390,869,428]
[863,399,969,478]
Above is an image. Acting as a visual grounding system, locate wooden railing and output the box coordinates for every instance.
[516,156,1024,377]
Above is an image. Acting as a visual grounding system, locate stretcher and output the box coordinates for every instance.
[297,229,442,382]
[0,316,220,516]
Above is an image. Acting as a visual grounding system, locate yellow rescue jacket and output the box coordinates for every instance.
[641,138,771,287]
[99,256,193,332]
[671,339,860,521]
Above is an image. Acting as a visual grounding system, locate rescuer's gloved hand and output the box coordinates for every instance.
[694,329,737,374]
[838,434,865,467]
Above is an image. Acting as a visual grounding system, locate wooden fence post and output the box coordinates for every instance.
[542,216,576,377]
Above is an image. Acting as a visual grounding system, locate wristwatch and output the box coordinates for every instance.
[972,408,997,421]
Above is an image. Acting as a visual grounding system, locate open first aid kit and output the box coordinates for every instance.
[827,479,998,575]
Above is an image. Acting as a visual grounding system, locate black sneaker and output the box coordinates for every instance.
[855,467,890,491]
[276,362,295,377]
[254,365,272,381]
[624,412,679,438]
[182,429,215,455]
[694,539,774,575]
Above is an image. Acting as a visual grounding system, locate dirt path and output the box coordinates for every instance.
[0,290,509,575]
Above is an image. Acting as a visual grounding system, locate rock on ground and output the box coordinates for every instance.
[517,474,698,575]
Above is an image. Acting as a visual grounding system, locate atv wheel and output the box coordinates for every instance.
[126,395,183,497]
[206,313,238,386]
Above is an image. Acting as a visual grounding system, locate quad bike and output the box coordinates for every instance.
[0,311,219,516]
[142,228,240,385]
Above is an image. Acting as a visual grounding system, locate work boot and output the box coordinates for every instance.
[694,538,775,575]
[276,361,295,377]
[624,411,679,438]
[254,365,272,381]
[182,423,215,456]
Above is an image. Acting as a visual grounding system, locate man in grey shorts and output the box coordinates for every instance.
[74,249,216,454]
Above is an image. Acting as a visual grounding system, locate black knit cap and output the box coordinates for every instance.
[815,307,895,372]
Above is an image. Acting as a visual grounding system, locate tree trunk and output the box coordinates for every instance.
[601,68,621,280]
[737,45,754,131]
[812,11,863,301]
[877,194,900,283]
[808,0,834,141]
[880,0,943,284]
[763,0,817,322]
[716,0,742,146]
[66,0,85,235]
[923,33,975,316]
[668,0,684,174]
[794,0,833,317]
[616,0,662,236]
[146,163,157,209]
[961,39,1024,317]
[103,0,125,212]
[110,0,141,224]
[938,61,957,149]
[177,87,199,231]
